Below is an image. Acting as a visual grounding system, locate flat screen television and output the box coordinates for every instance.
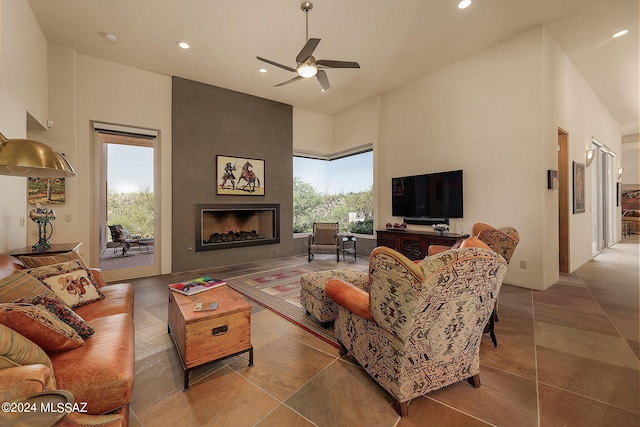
[392,170,463,220]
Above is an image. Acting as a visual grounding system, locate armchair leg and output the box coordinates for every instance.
[393,400,409,418]
[467,374,481,388]
[338,342,348,357]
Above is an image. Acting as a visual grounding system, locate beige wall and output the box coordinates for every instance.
[332,97,380,153]
[74,54,172,277]
[334,26,621,290]
[545,27,622,285]
[378,27,545,289]
[292,108,332,155]
[27,44,77,255]
[0,0,48,253]
[621,134,639,186]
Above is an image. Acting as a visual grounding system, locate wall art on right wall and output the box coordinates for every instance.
[573,161,585,214]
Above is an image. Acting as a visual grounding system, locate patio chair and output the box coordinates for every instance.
[308,222,340,262]
[108,224,139,257]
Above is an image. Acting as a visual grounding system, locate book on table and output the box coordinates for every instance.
[169,276,226,296]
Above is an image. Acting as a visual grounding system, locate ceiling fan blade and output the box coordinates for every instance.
[257,56,296,73]
[296,38,321,64]
[316,59,360,69]
[317,70,330,91]
[274,75,304,87]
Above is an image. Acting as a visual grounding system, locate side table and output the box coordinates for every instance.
[9,242,81,257]
[342,235,357,262]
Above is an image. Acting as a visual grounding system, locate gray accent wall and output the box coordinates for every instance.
[172,77,293,272]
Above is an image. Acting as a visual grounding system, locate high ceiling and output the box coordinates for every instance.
[27,0,638,136]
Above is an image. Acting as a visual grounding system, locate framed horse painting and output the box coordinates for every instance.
[216,155,265,196]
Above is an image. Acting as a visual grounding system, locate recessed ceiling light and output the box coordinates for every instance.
[105,33,117,43]
[258,68,268,74]
[458,0,472,9]
[612,29,628,38]
[177,41,190,49]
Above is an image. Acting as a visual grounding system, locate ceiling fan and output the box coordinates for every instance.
[257,1,360,92]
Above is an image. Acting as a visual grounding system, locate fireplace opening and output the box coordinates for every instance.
[195,204,280,251]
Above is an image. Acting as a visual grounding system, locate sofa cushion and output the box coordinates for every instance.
[74,283,134,322]
[0,324,56,388]
[18,251,89,269]
[15,295,94,339]
[50,313,134,415]
[0,271,56,303]
[24,261,104,309]
[0,303,84,352]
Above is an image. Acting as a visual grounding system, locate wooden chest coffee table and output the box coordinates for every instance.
[168,285,253,390]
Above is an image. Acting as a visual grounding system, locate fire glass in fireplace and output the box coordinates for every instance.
[195,204,280,252]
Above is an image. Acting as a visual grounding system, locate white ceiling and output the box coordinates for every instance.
[26,0,638,136]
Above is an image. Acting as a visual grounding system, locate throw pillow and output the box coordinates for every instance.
[0,323,57,391]
[24,261,105,309]
[0,324,55,375]
[0,271,56,303]
[19,251,89,269]
[0,303,84,352]
[15,295,94,338]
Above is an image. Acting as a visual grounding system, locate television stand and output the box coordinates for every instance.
[376,229,468,261]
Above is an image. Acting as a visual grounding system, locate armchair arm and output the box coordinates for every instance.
[325,279,373,321]
[427,245,451,256]
[89,268,107,288]
[0,364,52,402]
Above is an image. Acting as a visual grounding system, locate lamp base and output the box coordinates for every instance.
[32,239,52,251]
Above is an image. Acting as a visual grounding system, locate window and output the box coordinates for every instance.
[293,150,373,234]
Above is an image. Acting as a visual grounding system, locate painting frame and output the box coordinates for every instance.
[28,177,66,205]
[572,161,585,214]
[216,155,265,196]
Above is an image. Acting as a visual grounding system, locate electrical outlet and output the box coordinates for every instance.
[20,217,25,227]
[520,260,527,269]
[65,214,72,222]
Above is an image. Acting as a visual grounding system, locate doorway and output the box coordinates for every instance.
[591,140,615,254]
[92,123,160,281]
[558,129,569,273]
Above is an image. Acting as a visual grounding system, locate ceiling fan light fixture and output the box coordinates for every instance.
[612,29,628,38]
[297,64,318,78]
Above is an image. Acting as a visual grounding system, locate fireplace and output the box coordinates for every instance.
[195,204,280,252]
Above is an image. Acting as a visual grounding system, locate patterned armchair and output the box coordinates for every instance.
[308,222,340,262]
[428,223,519,347]
[325,241,507,417]
[470,223,519,263]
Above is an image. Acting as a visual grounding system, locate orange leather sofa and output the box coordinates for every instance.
[0,252,134,427]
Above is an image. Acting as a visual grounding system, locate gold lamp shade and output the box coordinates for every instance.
[0,133,76,177]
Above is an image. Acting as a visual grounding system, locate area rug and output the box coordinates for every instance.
[226,264,339,348]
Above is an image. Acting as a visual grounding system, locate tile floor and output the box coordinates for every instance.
[126,237,639,426]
